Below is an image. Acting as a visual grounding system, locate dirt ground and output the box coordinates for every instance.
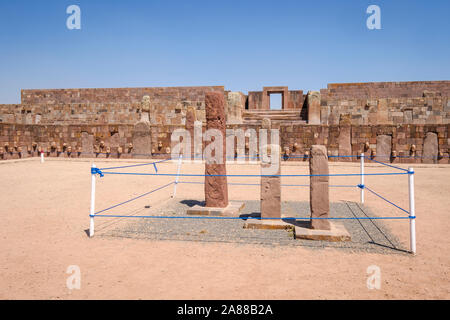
[0,157,449,299]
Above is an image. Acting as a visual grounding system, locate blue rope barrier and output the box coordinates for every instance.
[92,214,413,220]
[365,157,409,172]
[178,181,357,188]
[98,158,171,171]
[91,167,104,177]
[98,171,409,178]
[364,186,410,215]
[92,181,174,216]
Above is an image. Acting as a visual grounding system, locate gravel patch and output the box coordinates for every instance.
[96,198,408,255]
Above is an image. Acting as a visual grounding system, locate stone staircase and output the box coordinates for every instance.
[242,110,307,125]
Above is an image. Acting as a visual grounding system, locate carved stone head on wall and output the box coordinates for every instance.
[141,95,151,113]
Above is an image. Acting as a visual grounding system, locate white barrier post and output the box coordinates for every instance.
[40,149,44,163]
[408,167,416,255]
[172,154,183,198]
[89,163,96,237]
[360,152,365,204]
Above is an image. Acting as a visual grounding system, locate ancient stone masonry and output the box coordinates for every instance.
[1,81,450,163]
[204,92,229,208]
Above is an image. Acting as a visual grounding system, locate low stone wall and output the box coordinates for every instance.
[1,123,448,164]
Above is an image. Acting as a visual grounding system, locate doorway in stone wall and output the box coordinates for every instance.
[269,93,282,110]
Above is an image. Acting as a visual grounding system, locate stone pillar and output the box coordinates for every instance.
[81,132,94,158]
[338,114,352,162]
[376,135,392,161]
[307,91,321,125]
[132,121,152,159]
[260,158,281,219]
[204,92,228,208]
[185,106,196,159]
[309,145,330,230]
[423,132,438,164]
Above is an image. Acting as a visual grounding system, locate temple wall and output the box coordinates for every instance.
[1,122,448,164]
[1,81,450,163]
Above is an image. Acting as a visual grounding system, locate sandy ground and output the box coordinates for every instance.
[0,157,449,300]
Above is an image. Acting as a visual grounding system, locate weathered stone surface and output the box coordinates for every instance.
[244,219,293,230]
[81,132,94,158]
[204,92,228,208]
[307,91,321,125]
[338,114,352,161]
[309,145,330,230]
[261,117,271,129]
[132,121,151,158]
[186,201,244,216]
[423,132,438,164]
[139,95,151,123]
[294,222,351,242]
[185,107,196,158]
[260,162,281,218]
[376,135,392,161]
[226,92,244,124]
[376,99,389,124]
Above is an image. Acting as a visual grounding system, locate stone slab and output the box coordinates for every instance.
[294,221,351,242]
[423,132,438,164]
[376,134,392,161]
[186,201,244,216]
[132,121,152,158]
[243,219,294,230]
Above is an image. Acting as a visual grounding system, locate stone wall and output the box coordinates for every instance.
[2,81,450,164]
[321,96,450,126]
[21,86,225,105]
[15,86,228,126]
[319,81,450,126]
[321,81,450,100]
[0,123,187,159]
[3,122,447,164]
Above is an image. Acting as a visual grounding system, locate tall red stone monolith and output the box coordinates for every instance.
[204,92,229,208]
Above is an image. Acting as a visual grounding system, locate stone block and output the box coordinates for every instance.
[294,221,351,242]
[132,121,152,158]
[422,132,438,164]
[376,134,392,161]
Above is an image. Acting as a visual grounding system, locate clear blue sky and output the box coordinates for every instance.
[0,0,449,104]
